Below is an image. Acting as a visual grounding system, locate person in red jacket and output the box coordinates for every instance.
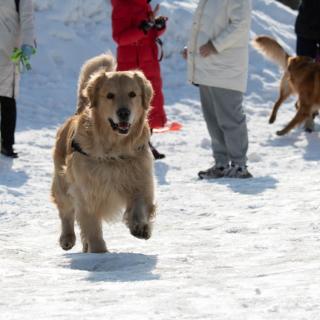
[111,0,167,159]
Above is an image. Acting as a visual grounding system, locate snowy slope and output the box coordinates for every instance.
[1,1,320,319]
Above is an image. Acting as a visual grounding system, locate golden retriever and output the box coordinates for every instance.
[51,53,156,253]
[253,35,320,136]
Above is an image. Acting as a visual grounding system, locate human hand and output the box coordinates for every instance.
[139,20,155,34]
[199,41,217,57]
[181,47,188,60]
[21,44,34,59]
[154,16,168,30]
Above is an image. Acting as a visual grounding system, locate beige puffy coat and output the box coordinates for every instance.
[0,0,34,98]
[187,0,252,93]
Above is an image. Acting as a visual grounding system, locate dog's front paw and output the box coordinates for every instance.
[130,222,152,240]
[82,241,88,253]
[59,233,76,251]
[88,239,108,253]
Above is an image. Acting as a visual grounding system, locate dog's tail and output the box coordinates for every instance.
[252,36,291,69]
[76,53,116,114]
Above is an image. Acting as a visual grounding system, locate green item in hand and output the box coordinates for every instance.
[11,47,36,71]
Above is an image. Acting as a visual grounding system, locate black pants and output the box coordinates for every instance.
[0,96,16,150]
[296,36,320,58]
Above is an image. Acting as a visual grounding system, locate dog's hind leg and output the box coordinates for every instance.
[294,101,316,132]
[303,111,318,133]
[269,74,292,124]
[125,197,155,240]
[304,116,315,133]
[276,103,310,136]
[76,209,107,253]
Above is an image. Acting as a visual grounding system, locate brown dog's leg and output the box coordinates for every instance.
[77,210,107,253]
[295,101,316,132]
[303,111,318,133]
[269,74,292,124]
[52,176,76,251]
[276,104,310,136]
[59,208,76,251]
[304,116,315,133]
[125,197,155,240]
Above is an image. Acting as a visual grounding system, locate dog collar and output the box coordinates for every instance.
[71,139,146,160]
[71,139,88,156]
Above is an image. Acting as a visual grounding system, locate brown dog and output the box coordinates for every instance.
[253,36,320,136]
[51,53,156,253]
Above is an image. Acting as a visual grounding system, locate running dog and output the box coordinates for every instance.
[253,35,320,136]
[51,53,156,253]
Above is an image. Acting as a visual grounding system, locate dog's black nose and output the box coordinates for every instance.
[117,107,130,121]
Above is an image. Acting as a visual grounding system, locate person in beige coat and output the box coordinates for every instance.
[0,0,35,158]
[184,0,252,179]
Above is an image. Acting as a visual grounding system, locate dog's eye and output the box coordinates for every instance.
[128,91,136,98]
[107,93,115,100]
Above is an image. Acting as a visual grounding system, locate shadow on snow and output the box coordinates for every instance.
[154,161,170,186]
[263,125,320,161]
[64,252,159,282]
[213,175,278,195]
[0,157,28,188]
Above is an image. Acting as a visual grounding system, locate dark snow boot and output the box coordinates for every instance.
[149,142,165,160]
[1,147,18,158]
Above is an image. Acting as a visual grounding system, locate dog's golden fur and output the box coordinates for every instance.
[253,35,320,135]
[51,53,156,253]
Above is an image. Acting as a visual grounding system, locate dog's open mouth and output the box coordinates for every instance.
[109,118,131,135]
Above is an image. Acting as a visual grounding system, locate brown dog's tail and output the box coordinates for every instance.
[252,36,291,69]
[76,53,116,114]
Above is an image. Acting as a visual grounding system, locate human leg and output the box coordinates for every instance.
[210,87,248,167]
[0,96,17,158]
[296,36,318,58]
[199,85,230,166]
[148,78,166,160]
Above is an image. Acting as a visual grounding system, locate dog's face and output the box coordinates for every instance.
[84,70,153,135]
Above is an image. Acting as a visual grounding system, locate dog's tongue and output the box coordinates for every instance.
[118,122,130,129]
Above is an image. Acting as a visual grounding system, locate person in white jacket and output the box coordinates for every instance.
[184,0,252,179]
[0,0,35,158]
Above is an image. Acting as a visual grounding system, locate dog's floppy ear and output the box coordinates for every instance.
[134,71,154,110]
[82,70,107,108]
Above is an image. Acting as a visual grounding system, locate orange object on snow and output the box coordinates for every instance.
[153,122,182,133]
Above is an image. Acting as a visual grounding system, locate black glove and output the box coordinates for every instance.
[139,20,154,34]
[154,16,167,30]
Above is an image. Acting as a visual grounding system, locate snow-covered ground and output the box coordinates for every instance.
[1,1,320,319]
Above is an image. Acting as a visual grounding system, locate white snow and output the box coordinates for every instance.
[1,1,320,319]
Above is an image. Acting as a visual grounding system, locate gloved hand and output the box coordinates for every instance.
[154,16,167,30]
[139,20,154,34]
[21,44,35,60]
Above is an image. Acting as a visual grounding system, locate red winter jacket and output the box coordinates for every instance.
[111,0,167,129]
